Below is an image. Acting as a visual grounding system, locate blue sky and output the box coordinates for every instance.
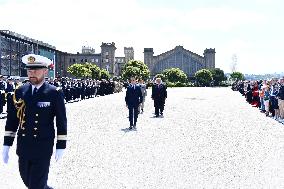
[0,0,283,74]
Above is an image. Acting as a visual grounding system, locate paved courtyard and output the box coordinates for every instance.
[1,87,284,188]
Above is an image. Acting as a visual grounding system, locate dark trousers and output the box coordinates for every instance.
[128,106,138,126]
[155,106,164,116]
[18,157,51,189]
[6,94,13,113]
[0,96,3,114]
[154,99,165,116]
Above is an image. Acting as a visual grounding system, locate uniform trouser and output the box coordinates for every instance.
[128,106,138,126]
[6,94,13,113]
[18,157,51,189]
[279,99,284,119]
[154,99,165,116]
[0,95,3,114]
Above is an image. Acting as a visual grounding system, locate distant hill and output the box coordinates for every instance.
[225,72,284,81]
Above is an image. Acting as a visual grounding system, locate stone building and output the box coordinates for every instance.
[64,43,134,77]
[0,30,135,78]
[82,46,95,54]
[100,42,116,74]
[124,47,134,64]
[144,46,215,77]
[115,56,125,76]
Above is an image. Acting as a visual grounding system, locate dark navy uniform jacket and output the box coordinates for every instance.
[4,82,67,159]
[152,84,167,100]
[125,84,143,107]
[0,81,6,91]
[5,83,14,93]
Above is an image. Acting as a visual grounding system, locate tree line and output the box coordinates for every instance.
[66,60,245,87]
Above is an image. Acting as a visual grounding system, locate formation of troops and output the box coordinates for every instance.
[0,76,124,116]
[47,77,123,102]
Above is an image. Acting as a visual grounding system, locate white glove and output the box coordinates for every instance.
[2,145,10,164]
[55,149,64,162]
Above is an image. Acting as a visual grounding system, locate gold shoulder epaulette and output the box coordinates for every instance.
[13,88,26,129]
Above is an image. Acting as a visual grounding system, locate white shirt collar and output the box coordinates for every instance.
[32,81,44,92]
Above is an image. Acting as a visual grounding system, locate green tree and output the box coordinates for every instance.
[162,68,187,83]
[122,66,140,80]
[84,63,101,80]
[195,69,213,86]
[121,60,150,80]
[209,68,227,86]
[100,69,111,80]
[67,63,91,78]
[230,71,244,81]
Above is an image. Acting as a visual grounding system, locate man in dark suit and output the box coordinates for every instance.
[152,78,167,117]
[125,77,143,130]
[2,54,67,189]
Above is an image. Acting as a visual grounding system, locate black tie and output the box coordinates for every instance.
[33,87,38,96]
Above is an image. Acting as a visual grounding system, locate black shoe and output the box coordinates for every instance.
[129,126,133,130]
[133,124,136,129]
[155,114,159,117]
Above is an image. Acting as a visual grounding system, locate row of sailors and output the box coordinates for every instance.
[0,76,21,114]
[0,75,124,114]
[49,78,124,102]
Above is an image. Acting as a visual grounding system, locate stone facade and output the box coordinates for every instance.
[61,43,134,77]
[82,46,95,54]
[100,42,116,74]
[124,47,134,64]
[144,46,215,77]
[115,57,125,76]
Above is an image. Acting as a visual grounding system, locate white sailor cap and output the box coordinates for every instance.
[22,54,52,69]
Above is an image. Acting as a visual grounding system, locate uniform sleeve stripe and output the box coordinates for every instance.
[5,132,16,137]
[5,131,16,135]
[57,135,67,140]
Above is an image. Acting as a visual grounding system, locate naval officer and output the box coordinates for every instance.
[2,54,67,189]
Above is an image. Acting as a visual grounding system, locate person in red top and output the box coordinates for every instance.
[251,82,260,107]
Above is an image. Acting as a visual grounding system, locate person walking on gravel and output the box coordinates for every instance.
[138,79,147,114]
[125,77,143,130]
[2,54,67,189]
[152,78,167,117]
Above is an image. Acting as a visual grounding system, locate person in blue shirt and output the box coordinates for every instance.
[125,77,143,130]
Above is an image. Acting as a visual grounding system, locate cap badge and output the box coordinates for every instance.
[28,56,36,63]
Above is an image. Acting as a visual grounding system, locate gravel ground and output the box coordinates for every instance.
[1,87,284,189]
